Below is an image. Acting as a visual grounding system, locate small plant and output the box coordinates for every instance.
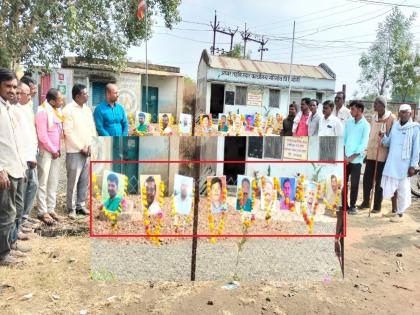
[89,268,117,281]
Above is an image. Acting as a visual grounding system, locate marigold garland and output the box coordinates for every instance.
[159,115,174,135]
[92,173,127,229]
[261,176,276,224]
[142,179,165,245]
[323,183,341,217]
[207,179,227,244]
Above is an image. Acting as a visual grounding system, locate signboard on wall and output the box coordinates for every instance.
[283,137,309,160]
[247,87,263,106]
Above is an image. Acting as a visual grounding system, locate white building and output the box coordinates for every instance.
[196,49,336,118]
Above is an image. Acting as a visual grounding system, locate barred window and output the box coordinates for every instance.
[235,86,247,105]
[290,91,302,107]
[263,137,283,159]
[269,89,280,108]
[247,137,263,159]
[319,137,337,160]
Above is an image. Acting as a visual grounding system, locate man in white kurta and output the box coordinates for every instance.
[380,104,419,222]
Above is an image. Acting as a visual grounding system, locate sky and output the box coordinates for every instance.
[128,0,420,98]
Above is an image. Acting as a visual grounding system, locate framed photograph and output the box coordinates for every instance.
[140,175,162,215]
[200,114,213,133]
[135,111,152,134]
[207,176,227,214]
[324,175,342,208]
[179,113,192,135]
[218,113,229,132]
[236,175,253,212]
[280,177,296,210]
[260,176,278,210]
[101,171,127,212]
[158,113,173,135]
[173,175,194,215]
[244,114,255,131]
[304,182,317,216]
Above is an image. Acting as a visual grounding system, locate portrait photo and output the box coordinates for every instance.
[173,175,194,215]
[325,175,342,209]
[207,176,227,214]
[236,175,253,212]
[159,113,173,135]
[244,114,255,131]
[136,111,152,133]
[200,114,213,133]
[179,113,192,135]
[218,113,229,133]
[280,177,296,210]
[304,182,317,216]
[140,175,162,215]
[260,176,278,210]
[101,171,127,212]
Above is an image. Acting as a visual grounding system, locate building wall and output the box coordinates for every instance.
[210,81,335,117]
[196,59,208,115]
[143,75,179,118]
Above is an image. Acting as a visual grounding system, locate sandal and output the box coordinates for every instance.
[49,212,61,222]
[38,213,55,226]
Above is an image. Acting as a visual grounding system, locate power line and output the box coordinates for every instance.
[348,0,420,9]
[297,7,394,38]
[251,2,353,30]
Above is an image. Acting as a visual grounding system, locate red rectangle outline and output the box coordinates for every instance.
[90,160,347,239]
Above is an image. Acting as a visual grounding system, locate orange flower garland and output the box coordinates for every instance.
[261,176,276,224]
[142,179,165,245]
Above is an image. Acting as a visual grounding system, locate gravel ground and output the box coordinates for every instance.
[91,237,340,282]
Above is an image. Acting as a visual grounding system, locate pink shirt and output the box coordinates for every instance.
[294,112,310,136]
[35,110,61,154]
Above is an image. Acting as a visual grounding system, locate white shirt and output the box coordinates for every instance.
[318,115,344,136]
[62,101,96,153]
[333,106,351,125]
[0,97,27,178]
[16,103,38,161]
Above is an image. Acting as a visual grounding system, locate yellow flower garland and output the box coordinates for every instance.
[207,179,227,244]
[142,179,165,245]
[92,173,128,229]
[261,176,276,224]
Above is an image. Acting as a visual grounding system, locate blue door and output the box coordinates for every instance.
[112,137,139,194]
[91,82,107,108]
[142,86,159,123]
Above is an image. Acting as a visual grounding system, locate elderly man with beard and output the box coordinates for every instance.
[380,104,419,222]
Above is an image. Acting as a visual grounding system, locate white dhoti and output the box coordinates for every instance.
[380,176,411,214]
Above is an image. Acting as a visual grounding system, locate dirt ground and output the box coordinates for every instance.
[1,197,419,314]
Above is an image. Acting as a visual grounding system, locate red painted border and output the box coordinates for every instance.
[90,160,347,238]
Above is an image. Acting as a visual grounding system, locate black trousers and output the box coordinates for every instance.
[346,163,362,208]
[362,160,385,210]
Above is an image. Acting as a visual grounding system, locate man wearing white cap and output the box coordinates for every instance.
[380,104,419,222]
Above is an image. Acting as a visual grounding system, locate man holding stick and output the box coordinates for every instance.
[358,96,395,214]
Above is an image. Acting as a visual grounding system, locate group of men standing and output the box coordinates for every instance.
[279,92,348,136]
[0,68,96,266]
[342,97,419,222]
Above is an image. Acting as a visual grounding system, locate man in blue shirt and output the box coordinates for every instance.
[93,84,128,136]
[344,100,370,214]
[380,104,419,222]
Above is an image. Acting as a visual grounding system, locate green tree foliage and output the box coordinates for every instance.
[225,43,251,59]
[0,0,181,70]
[358,7,416,96]
[391,45,420,102]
